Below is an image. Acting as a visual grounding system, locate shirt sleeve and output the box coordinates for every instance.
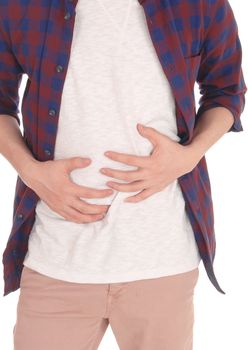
[0,18,23,126]
[195,0,247,132]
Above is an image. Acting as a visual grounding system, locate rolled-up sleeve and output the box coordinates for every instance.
[195,0,247,132]
[0,17,23,126]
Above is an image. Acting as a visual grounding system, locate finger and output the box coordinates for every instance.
[60,206,105,224]
[137,124,161,147]
[69,183,114,199]
[64,157,92,173]
[106,180,147,192]
[124,187,157,203]
[100,167,146,182]
[71,198,110,215]
[104,151,150,167]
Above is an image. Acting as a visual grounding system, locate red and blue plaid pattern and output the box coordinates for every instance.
[0,0,246,296]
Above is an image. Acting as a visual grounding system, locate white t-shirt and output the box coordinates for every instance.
[23,0,201,283]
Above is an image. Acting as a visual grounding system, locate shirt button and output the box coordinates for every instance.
[64,12,71,20]
[48,108,56,116]
[12,250,18,257]
[44,149,51,156]
[17,213,23,220]
[56,65,63,73]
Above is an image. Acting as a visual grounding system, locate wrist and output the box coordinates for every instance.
[19,157,41,187]
[183,142,204,171]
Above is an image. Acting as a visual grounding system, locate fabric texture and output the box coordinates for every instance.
[13,265,199,350]
[23,0,201,283]
[0,0,246,296]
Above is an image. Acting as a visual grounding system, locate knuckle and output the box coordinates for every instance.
[62,212,71,221]
[97,190,112,198]
[73,218,83,224]
[81,205,102,215]
[94,207,106,214]
[86,214,103,222]
[60,209,80,223]
[82,189,91,198]
[122,172,131,181]
[73,214,86,224]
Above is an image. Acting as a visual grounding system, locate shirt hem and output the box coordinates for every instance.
[23,255,202,284]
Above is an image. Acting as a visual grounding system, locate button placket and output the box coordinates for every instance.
[45,2,74,161]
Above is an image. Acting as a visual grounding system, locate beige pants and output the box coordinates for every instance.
[13,265,199,350]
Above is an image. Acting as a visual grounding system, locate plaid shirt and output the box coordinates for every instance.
[1,0,246,296]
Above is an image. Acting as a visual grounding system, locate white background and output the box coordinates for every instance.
[0,1,247,349]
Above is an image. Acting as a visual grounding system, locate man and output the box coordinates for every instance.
[0,0,246,349]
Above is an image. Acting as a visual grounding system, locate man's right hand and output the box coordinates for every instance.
[20,157,114,224]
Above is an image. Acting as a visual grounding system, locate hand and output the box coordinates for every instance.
[21,157,114,224]
[100,123,199,203]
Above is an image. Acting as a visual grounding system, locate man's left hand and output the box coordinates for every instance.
[100,123,199,203]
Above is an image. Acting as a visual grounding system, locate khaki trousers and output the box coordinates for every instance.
[13,265,199,350]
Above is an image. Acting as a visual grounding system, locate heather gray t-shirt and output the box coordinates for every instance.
[23,0,201,282]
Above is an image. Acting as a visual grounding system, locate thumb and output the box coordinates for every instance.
[137,123,162,147]
[65,157,91,172]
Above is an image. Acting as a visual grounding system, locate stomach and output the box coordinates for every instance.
[52,114,181,206]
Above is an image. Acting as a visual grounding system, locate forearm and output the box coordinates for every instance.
[186,106,235,161]
[0,115,39,180]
